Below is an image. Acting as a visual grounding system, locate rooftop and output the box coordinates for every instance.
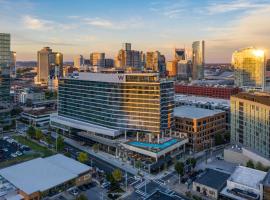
[174,106,225,119]
[232,92,270,106]
[194,168,230,191]
[228,166,267,190]
[175,94,230,108]
[0,154,90,195]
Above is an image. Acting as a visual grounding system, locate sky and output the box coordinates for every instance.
[1,0,270,63]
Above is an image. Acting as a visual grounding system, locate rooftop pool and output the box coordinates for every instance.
[128,139,178,150]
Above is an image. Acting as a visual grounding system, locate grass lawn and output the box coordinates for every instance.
[13,135,55,157]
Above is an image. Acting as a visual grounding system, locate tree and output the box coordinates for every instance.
[112,168,122,183]
[256,162,265,171]
[135,160,142,169]
[77,152,88,163]
[92,144,99,153]
[175,161,184,184]
[76,194,88,200]
[246,160,255,169]
[45,135,52,144]
[189,158,197,169]
[56,135,65,152]
[35,129,44,140]
[64,151,71,158]
[27,126,35,138]
[214,133,223,146]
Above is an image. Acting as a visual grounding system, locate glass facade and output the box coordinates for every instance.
[58,74,174,134]
[192,40,205,80]
[232,47,265,88]
[0,33,11,127]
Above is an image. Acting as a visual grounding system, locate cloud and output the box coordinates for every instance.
[207,0,268,14]
[83,17,143,30]
[22,15,53,30]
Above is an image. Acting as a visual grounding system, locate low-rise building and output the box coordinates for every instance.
[220,166,266,200]
[21,108,56,127]
[192,168,230,199]
[174,106,226,152]
[0,154,91,200]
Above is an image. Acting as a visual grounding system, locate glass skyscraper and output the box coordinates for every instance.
[192,40,205,80]
[0,33,11,127]
[54,72,174,135]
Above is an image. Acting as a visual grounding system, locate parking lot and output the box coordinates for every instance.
[0,136,31,163]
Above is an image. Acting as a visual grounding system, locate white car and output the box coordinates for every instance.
[16,151,23,156]
[11,153,17,158]
[3,136,10,140]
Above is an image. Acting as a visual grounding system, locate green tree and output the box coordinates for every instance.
[256,162,265,171]
[76,194,88,200]
[246,160,255,169]
[56,135,65,152]
[64,151,71,158]
[77,152,88,163]
[175,161,185,184]
[45,135,52,144]
[35,129,44,140]
[135,160,142,169]
[214,133,223,146]
[27,126,36,138]
[92,143,99,153]
[112,168,122,183]
[189,158,197,169]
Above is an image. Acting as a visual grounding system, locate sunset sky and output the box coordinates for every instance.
[1,0,270,62]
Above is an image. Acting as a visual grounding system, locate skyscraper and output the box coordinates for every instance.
[174,48,186,61]
[90,52,105,67]
[192,40,205,80]
[0,33,11,127]
[37,47,63,85]
[74,55,84,68]
[115,43,142,70]
[145,51,164,72]
[10,51,16,78]
[232,47,266,90]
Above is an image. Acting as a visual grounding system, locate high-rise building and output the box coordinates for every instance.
[192,40,205,80]
[73,55,84,68]
[37,47,63,85]
[176,60,192,80]
[145,51,165,72]
[51,72,174,135]
[266,59,270,91]
[232,47,266,89]
[10,51,16,78]
[90,52,105,67]
[0,33,11,127]
[166,61,177,77]
[231,92,270,159]
[115,43,142,70]
[104,58,114,68]
[174,48,186,61]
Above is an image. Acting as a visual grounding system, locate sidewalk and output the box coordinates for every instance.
[63,136,155,180]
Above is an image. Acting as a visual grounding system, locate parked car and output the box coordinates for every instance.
[16,151,23,156]
[101,182,110,189]
[68,188,79,196]
[11,153,17,158]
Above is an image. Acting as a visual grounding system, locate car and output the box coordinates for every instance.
[101,182,110,189]
[3,148,8,152]
[3,136,10,140]
[69,188,79,196]
[11,153,17,158]
[16,151,23,156]
[216,155,224,160]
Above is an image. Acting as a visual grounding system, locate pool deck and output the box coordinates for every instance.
[122,138,189,160]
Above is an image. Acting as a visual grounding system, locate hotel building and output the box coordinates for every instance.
[231,92,270,159]
[51,72,174,135]
[232,47,266,90]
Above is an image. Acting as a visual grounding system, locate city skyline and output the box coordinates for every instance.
[1,0,270,62]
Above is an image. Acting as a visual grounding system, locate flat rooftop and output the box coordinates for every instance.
[66,72,163,83]
[175,94,230,108]
[174,106,225,119]
[229,166,267,190]
[194,168,230,191]
[232,92,270,106]
[0,154,90,195]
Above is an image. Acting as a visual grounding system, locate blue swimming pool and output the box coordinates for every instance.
[128,139,178,150]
